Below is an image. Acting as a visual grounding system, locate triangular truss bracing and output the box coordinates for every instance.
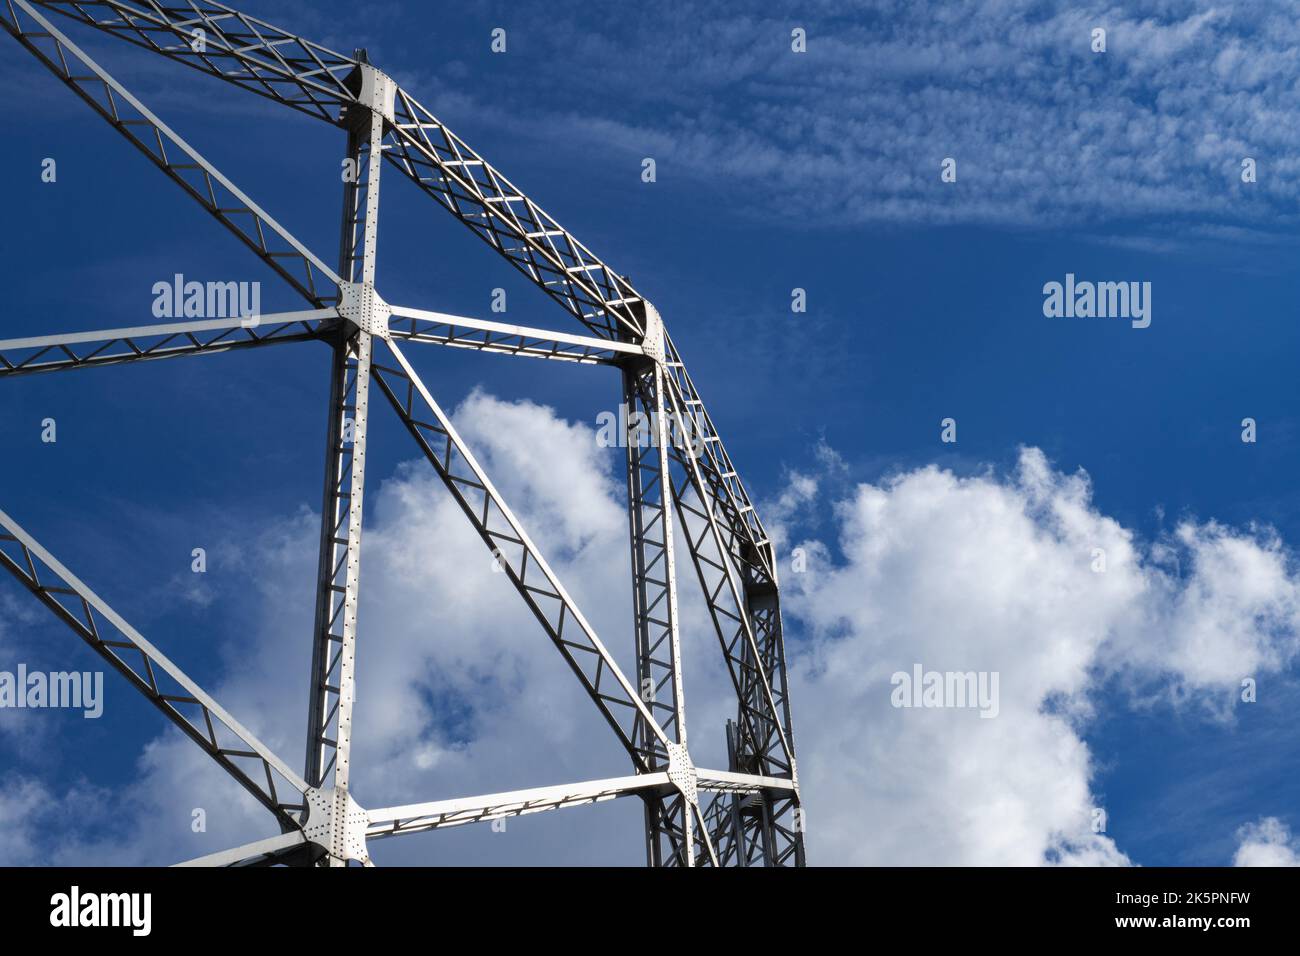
[0,0,804,867]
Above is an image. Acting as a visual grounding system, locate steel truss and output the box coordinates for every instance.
[0,0,804,866]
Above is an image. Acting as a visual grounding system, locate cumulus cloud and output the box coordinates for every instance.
[3,398,1299,866]
[786,447,1300,865]
[1233,817,1300,866]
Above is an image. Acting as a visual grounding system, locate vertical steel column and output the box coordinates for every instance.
[720,581,804,866]
[660,381,805,865]
[743,592,806,866]
[622,305,694,866]
[304,59,388,865]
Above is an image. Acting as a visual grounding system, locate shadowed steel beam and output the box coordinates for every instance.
[700,790,742,866]
[370,338,672,769]
[697,769,797,793]
[387,305,642,366]
[173,830,312,868]
[701,785,803,868]
[0,508,309,827]
[2,0,342,307]
[0,310,335,377]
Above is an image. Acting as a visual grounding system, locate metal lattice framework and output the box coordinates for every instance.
[0,0,804,867]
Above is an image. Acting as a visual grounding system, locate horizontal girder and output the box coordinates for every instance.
[387,305,644,366]
[0,311,334,376]
[366,768,793,840]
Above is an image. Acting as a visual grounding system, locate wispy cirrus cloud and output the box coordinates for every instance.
[11,0,1296,245]
[410,0,1300,241]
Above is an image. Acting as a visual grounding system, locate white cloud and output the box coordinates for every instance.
[1233,817,1300,866]
[11,0,1295,242]
[787,447,1300,864]
[0,778,52,864]
[3,401,1300,866]
[7,1,1297,239]
[414,0,1300,236]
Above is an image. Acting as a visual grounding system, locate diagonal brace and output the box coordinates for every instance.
[0,507,309,827]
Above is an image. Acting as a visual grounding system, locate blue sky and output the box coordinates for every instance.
[3,0,1300,866]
